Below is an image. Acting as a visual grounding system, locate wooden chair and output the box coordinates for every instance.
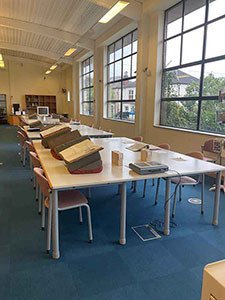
[34,167,93,254]
[17,131,27,167]
[29,151,42,207]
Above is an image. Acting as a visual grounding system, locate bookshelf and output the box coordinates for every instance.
[25,95,56,114]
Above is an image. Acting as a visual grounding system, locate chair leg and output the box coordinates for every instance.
[38,187,42,215]
[85,204,93,242]
[79,206,83,224]
[201,174,205,215]
[41,194,45,230]
[179,185,182,201]
[35,180,38,201]
[152,179,155,186]
[46,193,52,254]
[154,178,160,205]
[130,181,134,190]
[172,187,178,218]
[143,180,147,198]
[133,181,137,193]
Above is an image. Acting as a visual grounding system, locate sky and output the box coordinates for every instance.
[166,0,225,78]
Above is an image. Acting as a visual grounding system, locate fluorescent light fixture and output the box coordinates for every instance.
[45,70,51,74]
[67,90,71,102]
[64,48,76,56]
[99,1,129,24]
[0,61,4,68]
[50,64,57,70]
[0,54,3,61]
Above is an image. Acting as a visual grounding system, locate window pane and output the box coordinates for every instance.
[122,102,135,122]
[165,36,181,67]
[90,71,94,86]
[161,100,198,130]
[115,40,122,60]
[107,102,121,119]
[208,0,225,21]
[83,74,90,88]
[132,30,138,53]
[123,56,131,78]
[83,89,90,101]
[206,18,225,59]
[90,57,94,71]
[123,79,136,100]
[123,34,132,56]
[162,65,201,98]
[131,54,137,77]
[184,0,206,31]
[165,2,183,39]
[82,102,93,116]
[84,60,89,73]
[115,61,122,80]
[108,64,114,82]
[200,100,225,134]
[182,28,204,64]
[203,60,225,96]
[108,44,114,63]
[108,82,121,101]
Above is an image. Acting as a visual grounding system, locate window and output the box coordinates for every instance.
[80,56,94,116]
[161,0,225,135]
[106,29,137,122]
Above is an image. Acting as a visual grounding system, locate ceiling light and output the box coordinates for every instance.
[50,64,57,70]
[0,61,5,68]
[45,70,51,74]
[99,1,129,24]
[64,48,76,56]
[0,54,3,61]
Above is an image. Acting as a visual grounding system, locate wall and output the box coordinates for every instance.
[0,58,68,115]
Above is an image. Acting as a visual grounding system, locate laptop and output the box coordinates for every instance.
[129,161,169,175]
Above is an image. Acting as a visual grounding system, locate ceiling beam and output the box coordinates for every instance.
[0,42,73,64]
[3,54,52,68]
[0,16,94,50]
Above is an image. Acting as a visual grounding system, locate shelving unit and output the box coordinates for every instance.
[25,95,56,114]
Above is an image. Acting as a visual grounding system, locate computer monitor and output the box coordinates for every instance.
[37,106,49,116]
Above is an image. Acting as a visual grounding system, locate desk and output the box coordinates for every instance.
[24,124,113,140]
[33,137,225,259]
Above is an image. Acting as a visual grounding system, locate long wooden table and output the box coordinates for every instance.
[33,137,225,259]
[24,124,113,140]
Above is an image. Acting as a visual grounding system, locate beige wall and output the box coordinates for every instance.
[0,59,69,115]
[70,0,224,154]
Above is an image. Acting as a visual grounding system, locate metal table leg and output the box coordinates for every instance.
[120,182,127,245]
[52,189,60,259]
[164,178,171,236]
[213,171,222,226]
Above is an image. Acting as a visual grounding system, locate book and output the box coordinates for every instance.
[59,139,103,164]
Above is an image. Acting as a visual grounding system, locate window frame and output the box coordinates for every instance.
[80,56,94,116]
[160,0,225,135]
[105,29,137,122]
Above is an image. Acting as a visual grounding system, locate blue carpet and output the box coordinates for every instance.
[0,125,225,300]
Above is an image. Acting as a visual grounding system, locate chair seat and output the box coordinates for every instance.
[203,157,216,163]
[45,190,88,210]
[171,176,197,185]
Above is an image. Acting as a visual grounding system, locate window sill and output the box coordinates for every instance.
[103,117,135,124]
[154,124,225,138]
[79,114,94,117]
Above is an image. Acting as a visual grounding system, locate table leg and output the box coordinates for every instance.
[213,171,222,226]
[164,178,171,236]
[52,189,60,259]
[120,182,127,245]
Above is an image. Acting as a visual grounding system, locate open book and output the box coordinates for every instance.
[40,124,70,139]
[59,139,103,164]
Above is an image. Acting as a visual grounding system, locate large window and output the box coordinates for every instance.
[161,0,225,135]
[106,29,137,122]
[80,56,94,116]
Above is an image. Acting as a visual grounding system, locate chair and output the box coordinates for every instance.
[33,167,93,253]
[134,136,143,142]
[17,131,27,167]
[29,151,41,206]
[154,151,205,218]
[142,143,171,198]
[201,139,221,163]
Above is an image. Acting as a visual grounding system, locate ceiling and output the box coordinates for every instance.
[0,0,142,68]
